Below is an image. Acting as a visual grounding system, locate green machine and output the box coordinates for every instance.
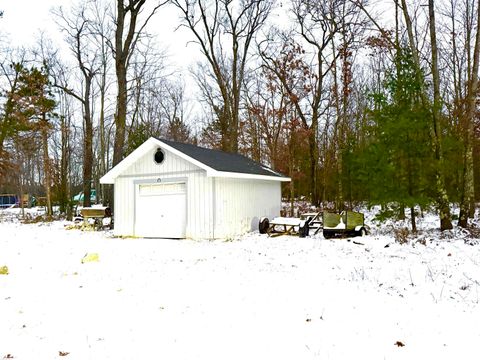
[323,211,367,239]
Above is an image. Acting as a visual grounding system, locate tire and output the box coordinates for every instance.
[353,228,367,236]
[299,218,311,238]
[259,217,270,234]
[299,224,307,238]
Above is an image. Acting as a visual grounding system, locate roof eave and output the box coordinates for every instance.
[207,170,290,182]
[100,138,159,184]
[154,139,214,173]
[100,137,291,183]
[100,137,216,184]
[99,175,114,184]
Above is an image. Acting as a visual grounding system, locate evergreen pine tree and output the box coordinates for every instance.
[355,48,433,231]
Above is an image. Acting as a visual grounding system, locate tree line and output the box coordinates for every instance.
[0,0,479,231]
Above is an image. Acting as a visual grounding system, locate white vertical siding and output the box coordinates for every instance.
[113,147,213,238]
[122,147,198,175]
[214,178,281,239]
[185,173,214,239]
[112,144,283,239]
[114,176,133,236]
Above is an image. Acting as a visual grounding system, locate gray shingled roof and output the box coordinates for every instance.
[158,138,286,178]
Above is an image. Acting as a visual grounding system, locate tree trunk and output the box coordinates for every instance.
[112,0,132,167]
[459,149,475,227]
[83,78,93,208]
[41,116,52,218]
[427,0,453,230]
[99,82,107,204]
[458,0,480,227]
[289,161,295,218]
[410,206,417,232]
[332,38,343,211]
[399,204,406,220]
[112,0,163,165]
[59,108,70,217]
[113,65,127,166]
[19,172,24,219]
[308,129,319,206]
[231,110,239,153]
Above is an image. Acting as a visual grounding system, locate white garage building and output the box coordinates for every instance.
[100,137,290,239]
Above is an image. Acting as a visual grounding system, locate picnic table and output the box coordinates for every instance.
[80,206,112,230]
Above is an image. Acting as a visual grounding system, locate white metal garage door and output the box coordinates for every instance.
[134,182,187,238]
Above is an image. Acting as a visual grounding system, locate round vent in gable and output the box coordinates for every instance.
[154,148,165,164]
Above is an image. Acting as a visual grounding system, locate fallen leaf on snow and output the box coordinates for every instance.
[81,253,99,264]
[64,224,79,230]
[0,265,9,275]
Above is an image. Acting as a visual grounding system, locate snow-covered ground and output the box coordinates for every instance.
[1,208,479,359]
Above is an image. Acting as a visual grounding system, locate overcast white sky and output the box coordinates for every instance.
[0,0,292,126]
[0,0,196,71]
[0,0,292,61]
[1,0,65,44]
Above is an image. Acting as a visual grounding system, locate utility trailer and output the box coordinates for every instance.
[258,216,312,237]
[322,211,367,239]
[258,210,367,239]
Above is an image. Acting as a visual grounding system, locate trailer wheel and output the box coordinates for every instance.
[356,227,367,237]
[299,224,307,238]
[259,217,270,234]
[299,217,311,238]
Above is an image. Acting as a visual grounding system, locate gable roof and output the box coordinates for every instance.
[100,137,290,184]
[158,138,285,177]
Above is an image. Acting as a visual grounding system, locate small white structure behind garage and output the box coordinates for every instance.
[100,137,290,239]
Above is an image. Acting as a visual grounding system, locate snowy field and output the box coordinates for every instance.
[1,208,480,359]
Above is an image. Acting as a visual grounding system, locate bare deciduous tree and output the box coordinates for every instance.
[112,0,165,166]
[53,2,101,207]
[171,0,273,152]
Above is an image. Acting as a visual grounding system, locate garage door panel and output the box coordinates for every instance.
[135,182,186,238]
[139,183,186,196]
